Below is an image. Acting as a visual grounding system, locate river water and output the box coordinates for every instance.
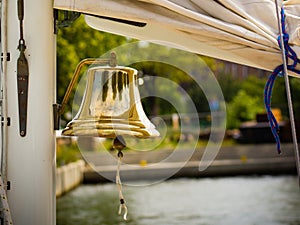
[57,176,300,225]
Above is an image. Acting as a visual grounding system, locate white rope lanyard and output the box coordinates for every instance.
[113,136,128,220]
[116,151,128,220]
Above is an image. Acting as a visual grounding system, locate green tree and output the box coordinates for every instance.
[130,61,191,116]
[216,71,241,102]
[227,90,263,129]
[290,77,300,120]
[240,75,266,99]
[272,76,300,120]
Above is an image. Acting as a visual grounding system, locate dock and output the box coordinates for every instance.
[82,143,297,183]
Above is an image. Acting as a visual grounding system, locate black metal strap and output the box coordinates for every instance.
[17,0,29,137]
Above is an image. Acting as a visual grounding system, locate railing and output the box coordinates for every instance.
[56,160,85,197]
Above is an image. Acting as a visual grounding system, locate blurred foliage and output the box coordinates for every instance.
[226,90,263,129]
[219,73,300,129]
[131,61,209,115]
[219,74,270,129]
[56,141,81,167]
[240,75,266,98]
[271,76,300,118]
[217,71,241,103]
[290,77,300,116]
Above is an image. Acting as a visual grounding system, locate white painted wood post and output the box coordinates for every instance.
[5,0,56,224]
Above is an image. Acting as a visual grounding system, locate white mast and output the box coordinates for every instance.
[4,0,56,224]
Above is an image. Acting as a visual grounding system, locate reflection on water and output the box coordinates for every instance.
[57,176,300,225]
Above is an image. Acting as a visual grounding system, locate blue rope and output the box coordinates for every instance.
[264,8,300,154]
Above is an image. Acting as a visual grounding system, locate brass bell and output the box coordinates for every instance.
[61,65,159,138]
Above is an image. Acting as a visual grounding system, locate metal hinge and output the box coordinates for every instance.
[53,9,81,34]
[1,117,11,126]
[6,181,11,191]
[1,53,10,62]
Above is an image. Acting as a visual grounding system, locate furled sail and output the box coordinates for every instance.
[53,0,300,72]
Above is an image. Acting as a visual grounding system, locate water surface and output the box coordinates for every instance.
[57,176,300,225]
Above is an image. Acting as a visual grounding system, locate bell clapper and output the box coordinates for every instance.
[113,136,128,220]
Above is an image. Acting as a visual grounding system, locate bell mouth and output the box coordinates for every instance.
[61,117,160,138]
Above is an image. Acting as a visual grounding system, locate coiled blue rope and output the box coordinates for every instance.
[264,8,300,154]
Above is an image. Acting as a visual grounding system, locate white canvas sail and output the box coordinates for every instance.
[53,0,300,73]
